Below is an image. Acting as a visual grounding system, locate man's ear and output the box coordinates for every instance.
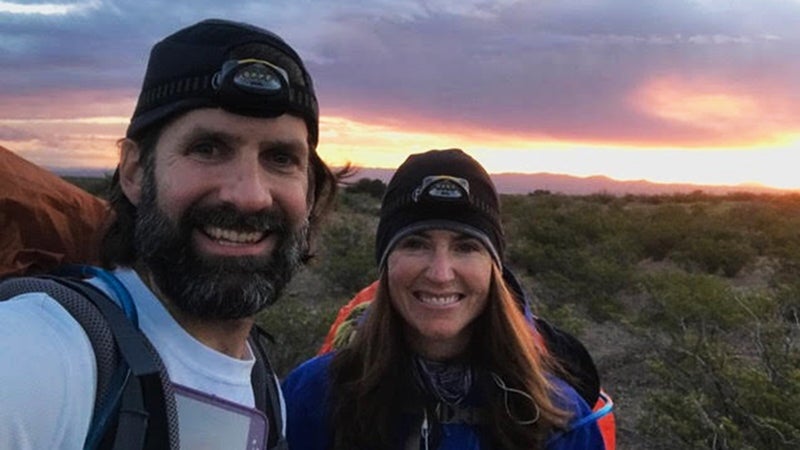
[119,138,144,206]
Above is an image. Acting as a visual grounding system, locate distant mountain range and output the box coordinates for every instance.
[349,168,797,196]
[47,165,796,196]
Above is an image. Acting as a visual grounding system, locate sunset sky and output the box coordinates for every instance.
[1,0,799,189]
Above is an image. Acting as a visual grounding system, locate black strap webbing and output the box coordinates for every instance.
[112,374,148,450]
[49,278,175,450]
[250,326,288,450]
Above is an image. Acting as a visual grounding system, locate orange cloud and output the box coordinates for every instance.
[316,115,563,170]
[631,76,795,147]
[0,116,125,169]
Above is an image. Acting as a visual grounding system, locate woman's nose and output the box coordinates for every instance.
[425,249,456,283]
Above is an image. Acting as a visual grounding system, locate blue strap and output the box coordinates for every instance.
[569,391,614,430]
[546,391,614,446]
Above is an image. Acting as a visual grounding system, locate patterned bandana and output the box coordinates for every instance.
[412,355,474,406]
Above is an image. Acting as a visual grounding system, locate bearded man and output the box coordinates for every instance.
[0,18,337,450]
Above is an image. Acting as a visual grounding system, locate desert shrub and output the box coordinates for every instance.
[630,201,761,276]
[345,177,386,199]
[338,191,382,215]
[775,281,800,324]
[635,272,800,449]
[673,236,757,277]
[506,195,638,318]
[636,272,747,330]
[256,297,342,376]
[633,204,693,261]
[315,211,378,296]
[531,301,589,336]
[521,247,631,320]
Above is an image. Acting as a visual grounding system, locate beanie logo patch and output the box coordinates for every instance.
[213,58,290,94]
[413,176,470,203]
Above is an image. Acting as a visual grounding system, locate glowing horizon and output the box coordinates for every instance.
[318,116,800,190]
[3,114,799,191]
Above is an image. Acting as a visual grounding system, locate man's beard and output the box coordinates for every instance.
[134,173,308,320]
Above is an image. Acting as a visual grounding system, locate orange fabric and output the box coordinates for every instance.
[0,146,110,277]
[594,394,616,450]
[317,281,379,355]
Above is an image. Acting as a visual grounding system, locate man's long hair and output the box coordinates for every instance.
[327,265,572,449]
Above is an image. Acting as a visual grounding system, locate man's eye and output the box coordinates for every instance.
[270,152,294,166]
[188,142,222,158]
[262,150,304,174]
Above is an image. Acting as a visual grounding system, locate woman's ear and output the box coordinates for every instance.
[118,138,143,206]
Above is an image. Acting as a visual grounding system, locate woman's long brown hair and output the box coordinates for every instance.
[327,265,572,449]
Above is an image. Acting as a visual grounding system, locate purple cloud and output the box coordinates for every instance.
[0,0,798,146]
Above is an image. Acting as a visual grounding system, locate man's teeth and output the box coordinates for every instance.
[204,226,265,244]
[419,294,460,306]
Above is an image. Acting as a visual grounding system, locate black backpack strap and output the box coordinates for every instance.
[501,266,602,406]
[249,325,289,450]
[55,278,179,450]
[0,275,179,450]
[533,316,601,406]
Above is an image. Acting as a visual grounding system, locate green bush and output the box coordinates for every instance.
[635,272,800,448]
[256,297,343,377]
[634,204,693,261]
[506,195,637,318]
[338,191,382,215]
[345,177,386,199]
[636,272,747,331]
[672,236,757,277]
[315,211,378,297]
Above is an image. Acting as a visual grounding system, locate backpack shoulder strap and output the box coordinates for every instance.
[0,273,179,450]
[249,325,289,450]
[533,316,601,406]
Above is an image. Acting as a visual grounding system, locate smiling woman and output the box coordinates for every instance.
[282,148,610,450]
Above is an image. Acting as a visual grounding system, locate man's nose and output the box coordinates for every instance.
[217,159,273,212]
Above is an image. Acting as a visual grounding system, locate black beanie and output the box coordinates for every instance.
[126,19,318,147]
[375,149,504,269]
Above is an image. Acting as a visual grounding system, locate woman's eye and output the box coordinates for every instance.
[455,240,482,253]
[398,237,428,250]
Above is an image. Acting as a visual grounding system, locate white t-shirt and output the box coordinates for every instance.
[0,268,279,449]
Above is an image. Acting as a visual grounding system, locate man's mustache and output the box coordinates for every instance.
[184,203,288,234]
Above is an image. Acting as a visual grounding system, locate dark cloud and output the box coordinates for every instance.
[1,0,798,146]
[0,0,296,93]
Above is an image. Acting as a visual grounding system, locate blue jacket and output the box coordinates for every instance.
[282,353,605,450]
